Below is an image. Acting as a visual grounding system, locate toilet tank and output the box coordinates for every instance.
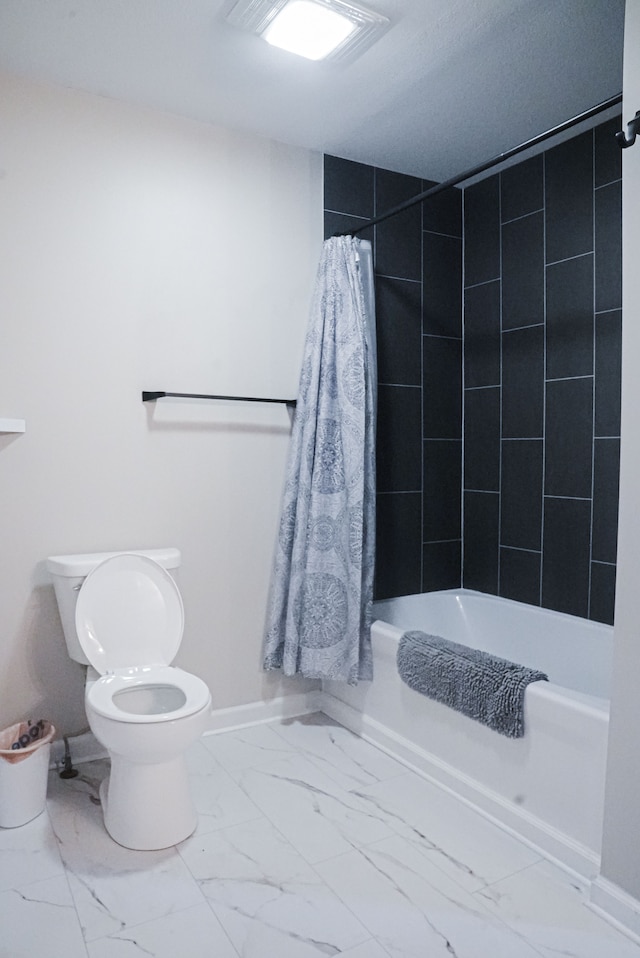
[46,548,181,664]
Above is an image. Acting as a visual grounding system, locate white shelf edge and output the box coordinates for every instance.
[0,418,26,434]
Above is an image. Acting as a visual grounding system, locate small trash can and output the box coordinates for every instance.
[0,719,56,828]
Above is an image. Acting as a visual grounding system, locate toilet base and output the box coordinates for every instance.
[100,754,197,850]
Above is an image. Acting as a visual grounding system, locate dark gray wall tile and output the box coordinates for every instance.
[502,326,544,438]
[542,497,591,617]
[377,385,422,492]
[595,181,622,312]
[592,438,620,564]
[423,540,462,592]
[500,440,543,550]
[590,562,616,625]
[376,277,422,385]
[375,493,422,599]
[545,377,593,499]
[546,254,594,380]
[464,175,500,287]
[376,168,423,209]
[463,491,499,594]
[595,309,622,437]
[464,280,500,388]
[376,209,422,280]
[375,169,422,280]
[324,155,375,217]
[499,547,541,606]
[423,336,462,439]
[423,184,462,237]
[423,440,462,541]
[502,211,544,330]
[464,387,500,491]
[595,116,622,188]
[501,155,543,222]
[423,233,462,337]
[545,130,594,263]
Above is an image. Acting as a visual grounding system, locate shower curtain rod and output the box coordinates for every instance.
[335,92,623,236]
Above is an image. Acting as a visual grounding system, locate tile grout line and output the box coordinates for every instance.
[464,276,500,291]
[460,188,466,588]
[501,207,544,226]
[502,544,543,555]
[588,129,597,619]
[324,207,369,220]
[423,332,463,341]
[497,171,503,598]
[420,189,425,592]
[470,858,547,897]
[377,273,422,284]
[422,226,462,240]
[546,249,594,268]
[421,537,463,545]
[502,321,545,333]
[595,175,622,190]
[546,374,593,383]
[540,147,547,606]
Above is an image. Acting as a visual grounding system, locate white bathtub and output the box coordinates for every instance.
[321,589,612,879]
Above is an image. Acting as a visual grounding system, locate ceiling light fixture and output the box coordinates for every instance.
[264,1,356,60]
[225,0,390,62]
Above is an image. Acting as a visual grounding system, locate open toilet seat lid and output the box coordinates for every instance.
[75,554,184,674]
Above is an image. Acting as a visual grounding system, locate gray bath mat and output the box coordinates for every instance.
[397,630,548,738]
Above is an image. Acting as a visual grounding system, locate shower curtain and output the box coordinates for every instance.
[263,235,376,684]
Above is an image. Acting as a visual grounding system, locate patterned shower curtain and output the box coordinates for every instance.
[263,235,376,684]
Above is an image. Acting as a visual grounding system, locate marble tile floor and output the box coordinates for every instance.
[1,712,639,958]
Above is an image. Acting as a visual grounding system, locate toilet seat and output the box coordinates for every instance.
[75,553,184,673]
[77,554,210,724]
[87,666,211,723]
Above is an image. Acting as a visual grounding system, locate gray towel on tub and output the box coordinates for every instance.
[397,630,548,738]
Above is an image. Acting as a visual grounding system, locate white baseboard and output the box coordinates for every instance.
[203,690,323,736]
[320,690,600,883]
[590,877,640,943]
[52,689,323,769]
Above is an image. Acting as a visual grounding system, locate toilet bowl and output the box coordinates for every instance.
[47,549,211,850]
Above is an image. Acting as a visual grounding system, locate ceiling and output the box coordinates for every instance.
[0,0,626,181]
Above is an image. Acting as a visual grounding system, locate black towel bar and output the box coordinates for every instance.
[142,391,296,407]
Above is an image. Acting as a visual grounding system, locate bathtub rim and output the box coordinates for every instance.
[373,585,614,630]
[372,617,610,719]
[372,587,613,706]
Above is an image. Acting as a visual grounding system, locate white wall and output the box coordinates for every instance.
[599,0,640,905]
[0,72,322,735]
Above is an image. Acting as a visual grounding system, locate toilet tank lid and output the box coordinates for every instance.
[47,548,181,577]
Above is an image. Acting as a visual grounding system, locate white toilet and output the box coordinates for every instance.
[47,548,211,851]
